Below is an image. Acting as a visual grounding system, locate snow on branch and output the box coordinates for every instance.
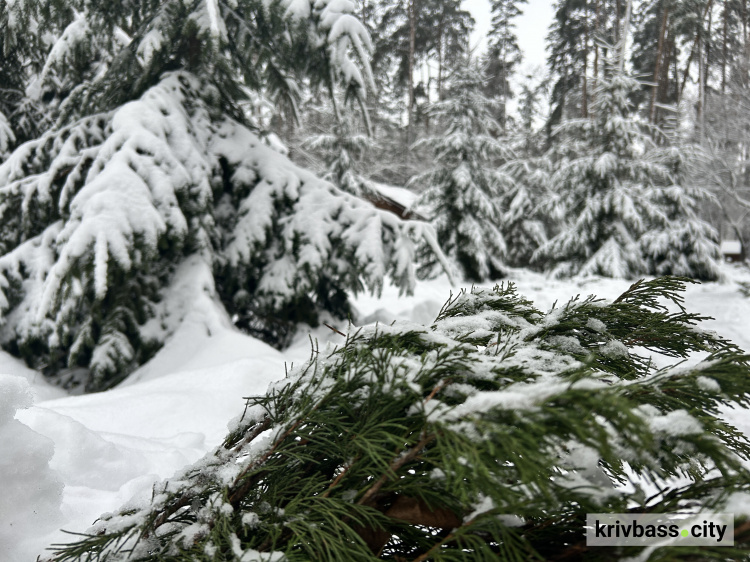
[0,72,441,390]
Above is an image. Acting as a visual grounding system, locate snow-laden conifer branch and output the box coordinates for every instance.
[37,0,374,127]
[0,72,443,390]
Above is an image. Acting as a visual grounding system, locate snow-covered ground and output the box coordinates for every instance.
[4,266,750,561]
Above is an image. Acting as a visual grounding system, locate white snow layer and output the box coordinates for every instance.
[5,265,750,559]
[0,374,63,561]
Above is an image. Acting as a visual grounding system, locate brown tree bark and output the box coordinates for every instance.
[615,0,621,44]
[698,35,705,141]
[407,0,416,144]
[437,10,444,100]
[722,0,728,93]
[650,2,669,123]
[593,0,601,92]
[582,0,589,117]
[619,0,632,69]
[678,0,714,102]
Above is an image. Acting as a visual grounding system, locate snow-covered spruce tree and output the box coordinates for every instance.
[533,54,721,280]
[0,0,445,391]
[48,277,750,560]
[639,143,722,280]
[490,73,550,269]
[411,62,513,282]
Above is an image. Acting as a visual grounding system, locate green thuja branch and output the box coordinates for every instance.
[48,278,750,561]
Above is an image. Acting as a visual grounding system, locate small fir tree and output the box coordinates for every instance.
[48,277,750,561]
[534,54,720,280]
[515,70,548,156]
[638,140,721,279]
[412,61,513,282]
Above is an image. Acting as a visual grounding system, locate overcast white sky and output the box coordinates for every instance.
[463,0,555,74]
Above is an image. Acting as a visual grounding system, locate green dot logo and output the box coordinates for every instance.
[681,529,689,537]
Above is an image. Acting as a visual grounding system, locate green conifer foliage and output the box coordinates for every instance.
[49,277,750,561]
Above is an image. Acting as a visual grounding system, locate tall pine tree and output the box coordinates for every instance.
[483,0,527,131]
[372,0,473,140]
[546,0,625,134]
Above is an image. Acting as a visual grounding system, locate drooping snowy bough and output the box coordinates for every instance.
[49,278,750,560]
[0,73,443,391]
[0,0,446,391]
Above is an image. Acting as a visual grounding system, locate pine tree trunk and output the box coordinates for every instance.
[593,0,600,99]
[425,63,431,133]
[437,10,444,101]
[615,0,621,44]
[663,31,674,108]
[706,4,712,95]
[672,37,679,100]
[722,0,728,93]
[698,35,705,142]
[619,0,632,70]
[582,0,589,118]
[501,26,508,130]
[650,2,669,123]
[408,0,416,144]
[678,0,713,102]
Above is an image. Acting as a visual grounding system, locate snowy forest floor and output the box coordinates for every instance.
[6,265,750,560]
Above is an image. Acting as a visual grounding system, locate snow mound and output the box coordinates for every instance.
[0,374,63,561]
